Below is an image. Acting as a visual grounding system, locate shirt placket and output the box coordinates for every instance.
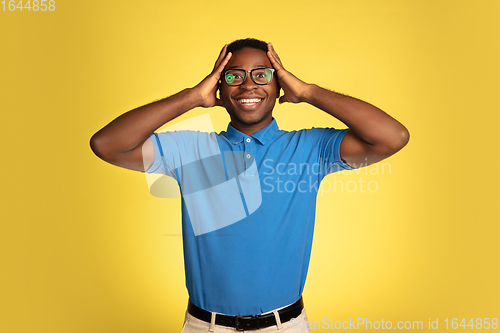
[243,136,256,176]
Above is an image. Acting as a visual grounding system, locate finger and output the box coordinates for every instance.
[267,50,283,71]
[267,49,284,72]
[213,44,228,71]
[268,43,283,67]
[213,51,232,76]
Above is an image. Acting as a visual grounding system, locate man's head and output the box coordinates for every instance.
[226,38,269,55]
[219,38,280,134]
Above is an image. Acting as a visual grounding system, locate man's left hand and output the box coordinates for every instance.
[267,43,312,104]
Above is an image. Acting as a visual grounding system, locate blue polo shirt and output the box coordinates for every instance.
[145,118,353,316]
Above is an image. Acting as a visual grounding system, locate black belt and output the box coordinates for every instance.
[187,297,304,331]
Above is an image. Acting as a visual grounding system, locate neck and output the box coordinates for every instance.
[230,117,273,136]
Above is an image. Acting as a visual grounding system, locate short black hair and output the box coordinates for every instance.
[227,38,268,54]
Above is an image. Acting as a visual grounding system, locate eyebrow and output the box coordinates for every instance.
[227,65,268,70]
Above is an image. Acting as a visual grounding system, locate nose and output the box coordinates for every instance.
[239,73,258,90]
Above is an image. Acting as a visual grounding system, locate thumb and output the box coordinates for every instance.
[279,95,288,104]
[214,98,225,107]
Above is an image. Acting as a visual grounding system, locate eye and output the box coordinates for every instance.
[226,74,236,84]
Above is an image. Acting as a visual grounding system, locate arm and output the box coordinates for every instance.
[90,45,232,172]
[266,43,409,168]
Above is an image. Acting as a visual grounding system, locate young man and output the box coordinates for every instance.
[90,38,409,332]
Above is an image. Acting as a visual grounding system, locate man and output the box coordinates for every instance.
[90,38,409,332]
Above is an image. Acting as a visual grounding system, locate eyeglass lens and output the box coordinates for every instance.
[225,69,273,86]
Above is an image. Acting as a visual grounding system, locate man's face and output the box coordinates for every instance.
[220,47,279,131]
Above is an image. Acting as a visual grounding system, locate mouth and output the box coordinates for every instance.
[237,98,263,106]
[234,97,266,111]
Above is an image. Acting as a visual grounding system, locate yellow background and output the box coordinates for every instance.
[2,0,499,332]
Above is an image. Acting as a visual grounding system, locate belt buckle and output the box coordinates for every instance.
[235,314,259,331]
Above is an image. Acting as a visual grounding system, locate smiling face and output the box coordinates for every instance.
[220,47,279,135]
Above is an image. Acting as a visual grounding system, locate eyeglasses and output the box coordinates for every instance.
[223,68,275,86]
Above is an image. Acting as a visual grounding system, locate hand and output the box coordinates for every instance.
[193,44,232,108]
[267,43,312,104]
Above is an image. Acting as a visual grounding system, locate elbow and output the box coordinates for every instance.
[386,126,410,154]
[89,132,109,160]
[90,134,121,166]
[375,126,409,158]
[395,126,410,150]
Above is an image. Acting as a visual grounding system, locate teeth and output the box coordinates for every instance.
[238,98,262,104]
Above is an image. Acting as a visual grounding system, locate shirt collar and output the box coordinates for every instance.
[224,118,279,146]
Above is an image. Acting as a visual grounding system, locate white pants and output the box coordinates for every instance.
[179,308,311,333]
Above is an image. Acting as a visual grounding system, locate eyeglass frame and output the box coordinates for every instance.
[222,68,276,86]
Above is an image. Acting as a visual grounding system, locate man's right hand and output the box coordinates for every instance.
[193,44,232,108]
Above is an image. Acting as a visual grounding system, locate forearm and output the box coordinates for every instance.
[303,84,409,150]
[90,88,200,157]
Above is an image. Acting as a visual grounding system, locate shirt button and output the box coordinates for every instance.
[245,138,251,143]
[246,154,251,159]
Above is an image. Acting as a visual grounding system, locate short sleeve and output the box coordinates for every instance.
[305,127,354,179]
[144,132,174,177]
[144,130,221,179]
